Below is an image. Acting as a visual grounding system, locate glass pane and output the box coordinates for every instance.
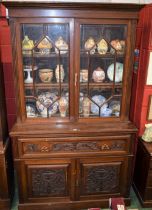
[79,24,126,118]
[21,23,69,118]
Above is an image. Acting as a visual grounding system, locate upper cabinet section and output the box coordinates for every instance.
[4,2,141,122]
[78,23,126,118]
[21,22,70,119]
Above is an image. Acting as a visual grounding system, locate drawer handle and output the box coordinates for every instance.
[76,179,79,187]
[75,73,78,87]
[101,144,110,150]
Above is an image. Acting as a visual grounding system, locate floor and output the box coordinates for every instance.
[11,186,152,210]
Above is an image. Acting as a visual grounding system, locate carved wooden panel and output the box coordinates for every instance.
[77,156,129,199]
[31,168,66,196]
[82,164,120,194]
[27,162,71,198]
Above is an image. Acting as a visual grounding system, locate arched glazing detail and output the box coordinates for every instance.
[21,24,70,118]
[79,24,126,118]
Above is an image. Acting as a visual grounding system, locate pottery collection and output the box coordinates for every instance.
[22,35,124,119]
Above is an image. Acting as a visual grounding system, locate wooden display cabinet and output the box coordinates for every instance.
[0,61,14,210]
[4,2,142,210]
[133,138,152,207]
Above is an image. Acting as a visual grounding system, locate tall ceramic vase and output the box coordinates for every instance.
[55,64,65,83]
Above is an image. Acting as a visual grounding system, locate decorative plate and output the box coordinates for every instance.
[36,92,58,117]
[91,95,108,114]
[107,62,123,82]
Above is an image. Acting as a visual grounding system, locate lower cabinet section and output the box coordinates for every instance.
[15,156,132,209]
[0,140,14,210]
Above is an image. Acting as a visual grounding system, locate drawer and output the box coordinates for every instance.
[17,135,132,158]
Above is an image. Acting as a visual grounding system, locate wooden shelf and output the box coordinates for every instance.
[24,83,69,89]
[23,52,69,58]
[80,82,122,88]
[80,52,125,59]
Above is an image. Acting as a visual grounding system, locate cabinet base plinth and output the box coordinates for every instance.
[133,183,152,208]
[0,199,11,210]
[18,198,131,210]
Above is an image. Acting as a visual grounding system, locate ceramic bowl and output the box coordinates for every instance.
[100,108,112,117]
[39,69,53,83]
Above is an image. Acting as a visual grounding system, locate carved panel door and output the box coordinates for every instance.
[76,156,132,200]
[16,158,75,203]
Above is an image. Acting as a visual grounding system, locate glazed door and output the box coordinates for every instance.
[13,18,74,121]
[15,158,75,203]
[76,156,132,201]
[75,19,135,121]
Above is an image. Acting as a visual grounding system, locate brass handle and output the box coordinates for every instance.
[76,179,79,187]
[75,73,78,87]
[101,144,110,150]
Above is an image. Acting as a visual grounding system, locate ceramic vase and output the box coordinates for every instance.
[22,35,34,55]
[80,69,88,82]
[59,97,68,117]
[55,64,65,83]
[97,39,108,55]
[84,37,96,54]
[82,97,91,117]
[55,36,68,54]
[92,67,105,82]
